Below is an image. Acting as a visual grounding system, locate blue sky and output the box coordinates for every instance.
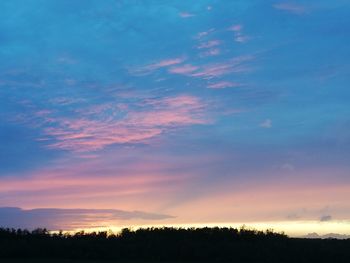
[0,0,350,235]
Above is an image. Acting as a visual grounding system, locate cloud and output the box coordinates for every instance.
[207,81,241,89]
[179,12,195,18]
[49,97,85,106]
[151,58,185,68]
[228,24,250,43]
[39,95,207,152]
[260,119,272,128]
[197,40,221,49]
[273,3,307,14]
[320,215,332,222]
[0,207,174,230]
[197,40,221,57]
[168,64,199,74]
[0,149,200,213]
[135,55,253,80]
[199,49,221,57]
[196,29,215,39]
[228,24,243,32]
[190,56,254,79]
[131,57,185,75]
[286,213,300,220]
[234,35,250,43]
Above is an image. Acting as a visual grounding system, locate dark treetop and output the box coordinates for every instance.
[0,227,349,263]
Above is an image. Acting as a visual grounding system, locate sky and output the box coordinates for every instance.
[0,0,350,237]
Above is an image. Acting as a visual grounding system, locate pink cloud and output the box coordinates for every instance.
[273,3,307,14]
[165,56,253,79]
[191,64,235,78]
[196,29,215,39]
[197,40,221,57]
[179,12,195,18]
[234,35,250,43]
[0,150,204,212]
[152,58,185,68]
[197,40,221,49]
[200,48,221,57]
[167,167,350,225]
[207,81,241,89]
[40,95,207,152]
[130,57,185,75]
[0,171,184,194]
[168,64,199,75]
[35,110,52,117]
[228,24,243,32]
[228,24,250,43]
[50,97,85,106]
[191,56,254,79]
[260,119,272,128]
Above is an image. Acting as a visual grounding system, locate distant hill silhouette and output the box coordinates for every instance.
[303,232,350,239]
[0,227,349,262]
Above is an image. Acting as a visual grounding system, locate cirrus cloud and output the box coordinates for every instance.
[40,95,208,152]
[0,207,174,230]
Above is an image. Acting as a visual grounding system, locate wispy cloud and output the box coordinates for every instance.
[0,207,174,230]
[260,119,272,128]
[0,150,200,213]
[195,29,215,39]
[130,57,185,75]
[168,64,199,74]
[199,48,221,57]
[191,56,254,79]
[273,3,307,14]
[228,24,250,43]
[207,81,241,89]
[179,12,195,18]
[234,35,250,43]
[133,53,253,80]
[50,97,85,106]
[197,40,221,49]
[228,24,243,32]
[167,56,253,79]
[320,215,332,222]
[197,40,221,57]
[39,95,207,152]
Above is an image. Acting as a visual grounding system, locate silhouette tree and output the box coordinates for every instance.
[0,226,348,262]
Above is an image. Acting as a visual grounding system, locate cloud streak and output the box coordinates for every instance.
[39,95,207,152]
[260,119,272,128]
[229,24,250,43]
[273,3,307,14]
[0,207,174,230]
[207,81,241,89]
[179,12,195,18]
[168,56,254,79]
[131,57,185,75]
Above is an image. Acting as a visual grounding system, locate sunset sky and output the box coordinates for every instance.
[1,0,350,236]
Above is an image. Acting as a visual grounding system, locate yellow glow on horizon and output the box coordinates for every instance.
[60,220,350,237]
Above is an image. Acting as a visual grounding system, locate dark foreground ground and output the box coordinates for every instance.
[1,227,349,263]
[1,259,183,263]
[3,260,182,263]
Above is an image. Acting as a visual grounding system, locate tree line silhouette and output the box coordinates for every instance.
[0,226,348,262]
